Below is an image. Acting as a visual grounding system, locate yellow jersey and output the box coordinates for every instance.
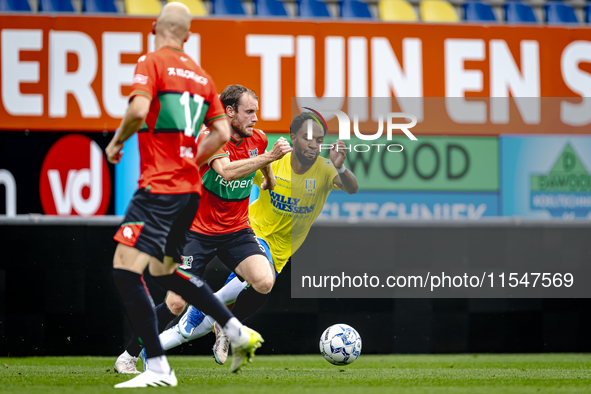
[249,152,338,273]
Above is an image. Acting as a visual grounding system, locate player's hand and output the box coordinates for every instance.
[269,137,291,160]
[106,140,124,164]
[330,139,347,169]
[261,174,276,191]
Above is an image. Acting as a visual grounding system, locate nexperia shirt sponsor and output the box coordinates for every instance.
[190,128,268,235]
[130,46,226,195]
[249,152,339,273]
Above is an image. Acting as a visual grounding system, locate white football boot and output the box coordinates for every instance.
[114,351,140,374]
[212,321,230,365]
[230,326,264,373]
[114,369,177,388]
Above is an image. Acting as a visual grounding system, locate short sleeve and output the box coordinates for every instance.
[130,54,157,101]
[196,129,228,166]
[203,79,226,127]
[253,170,264,187]
[207,149,229,166]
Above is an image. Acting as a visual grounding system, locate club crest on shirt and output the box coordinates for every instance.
[305,179,316,193]
[180,255,193,269]
[249,148,259,158]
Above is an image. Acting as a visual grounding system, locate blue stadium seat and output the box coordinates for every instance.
[585,4,590,23]
[504,1,537,23]
[213,0,246,14]
[299,0,330,17]
[255,0,288,16]
[463,1,496,22]
[340,0,372,18]
[545,2,578,24]
[83,0,117,12]
[39,0,74,11]
[0,0,31,11]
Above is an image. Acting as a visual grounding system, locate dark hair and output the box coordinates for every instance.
[290,112,327,136]
[220,84,259,112]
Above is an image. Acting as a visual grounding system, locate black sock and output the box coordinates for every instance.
[156,302,177,331]
[126,337,142,358]
[112,269,164,359]
[126,302,176,357]
[231,285,268,321]
[154,269,234,327]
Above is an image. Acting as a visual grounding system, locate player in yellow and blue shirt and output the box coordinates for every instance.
[155,111,358,361]
[250,110,358,273]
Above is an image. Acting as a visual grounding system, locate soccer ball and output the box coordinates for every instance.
[319,324,362,365]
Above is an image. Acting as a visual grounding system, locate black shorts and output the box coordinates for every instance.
[179,228,267,277]
[114,188,200,262]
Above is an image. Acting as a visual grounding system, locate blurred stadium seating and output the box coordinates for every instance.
[340,0,373,18]
[379,0,418,21]
[420,0,460,22]
[0,0,31,10]
[298,0,331,16]
[463,0,496,21]
[83,0,117,12]
[255,0,288,16]
[504,1,538,23]
[213,0,246,14]
[0,0,588,24]
[39,0,74,11]
[545,1,579,23]
[125,0,161,14]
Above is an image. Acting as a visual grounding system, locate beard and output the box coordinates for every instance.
[231,119,253,138]
[294,148,317,166]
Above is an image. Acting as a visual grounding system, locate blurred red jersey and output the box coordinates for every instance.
[129,46,226,194]
[190,128,268,235]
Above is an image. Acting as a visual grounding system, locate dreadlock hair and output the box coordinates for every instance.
[290,112,328,137]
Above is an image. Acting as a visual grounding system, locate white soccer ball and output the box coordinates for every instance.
[319,324,362,365]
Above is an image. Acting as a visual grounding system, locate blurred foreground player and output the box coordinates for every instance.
[106,3,263,388]
[116,84,291,373]
[157,111,358,362]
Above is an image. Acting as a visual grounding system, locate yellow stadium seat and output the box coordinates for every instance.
[125,0,162,15]
[170,0,208,16]
[379,0,418,21]
[420,0,459,22]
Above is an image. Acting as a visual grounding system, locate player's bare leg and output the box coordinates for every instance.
[149,256,263,373]
[231,255,275,320]
[165,292,187,315]
[158,276,247,362]
[234,255,275,294]
[173,255,273,342]
[158,256,274,366]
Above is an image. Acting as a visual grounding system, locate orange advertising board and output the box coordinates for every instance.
[1,15,591,134]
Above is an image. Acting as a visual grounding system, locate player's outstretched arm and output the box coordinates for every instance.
[260,163,276,191]
[196,119,231,167]
[211,137,290,182]
[106,95,151,164]
[330,139,359,194]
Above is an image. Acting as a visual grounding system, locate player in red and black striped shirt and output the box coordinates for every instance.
[115,84,290,373]
[164,86,290,368]
[106,3,263,388]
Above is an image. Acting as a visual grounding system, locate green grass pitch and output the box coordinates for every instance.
[1,354,590,393]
